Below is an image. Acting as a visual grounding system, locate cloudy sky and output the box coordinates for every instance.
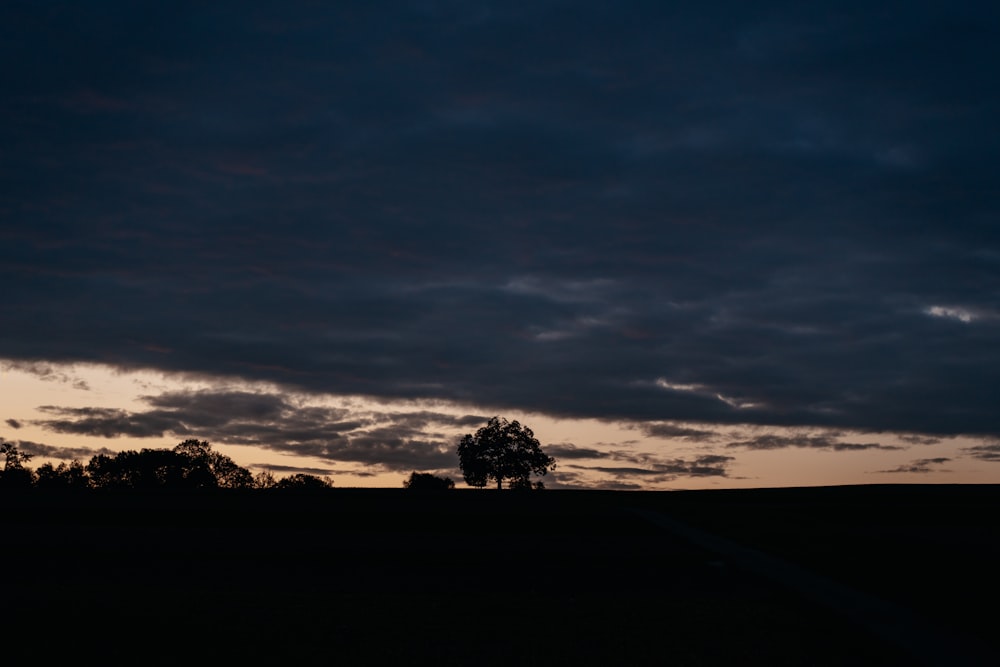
[3,1,999,489]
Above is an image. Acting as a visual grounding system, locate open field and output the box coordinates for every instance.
[3,485,997,665]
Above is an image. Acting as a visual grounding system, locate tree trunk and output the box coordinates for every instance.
[497,478,502,490]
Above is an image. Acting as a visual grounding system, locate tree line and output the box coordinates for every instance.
[0,415,557,492]
[0,439,332,491]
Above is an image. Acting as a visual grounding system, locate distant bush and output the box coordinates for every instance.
[272,473,334,490]
[403,472,455,491]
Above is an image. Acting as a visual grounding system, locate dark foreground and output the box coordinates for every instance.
[3,484,998,665]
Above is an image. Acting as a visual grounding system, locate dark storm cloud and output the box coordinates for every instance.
[875,458,951,474]
[6,419,21,429]
[3,2,1000,440]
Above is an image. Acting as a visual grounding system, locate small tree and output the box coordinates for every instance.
[457,416,555,489]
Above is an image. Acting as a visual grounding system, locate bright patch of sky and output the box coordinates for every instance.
[925,305,980,323]
[2,360,997,489]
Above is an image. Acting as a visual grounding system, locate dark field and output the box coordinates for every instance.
[4,485,998,665]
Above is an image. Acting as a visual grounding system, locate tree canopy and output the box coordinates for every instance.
[457,416,555,489]
[0,441,35,489]
[0,439,318,491]
[85,440,255,490]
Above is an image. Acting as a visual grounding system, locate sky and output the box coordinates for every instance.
[2,1,999,489]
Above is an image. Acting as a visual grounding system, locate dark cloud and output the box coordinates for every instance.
[726,433,901,451]
[637,422,719,442]
[5,419,21,429]
[568,453,734,481]
[251,463,337,477]
[962,444,1000,462]
[538,468,646,490]
[34,406,184,439]
[31,389,464,472]
[1,361,90,390]
[897,434,942,446]
[325,428,457,471]
[545,443,607,459]
[2,1,999,449]
[10,439,115,462]
[875,458,952,474]
[589,480,646,491]
[143,390,292,425]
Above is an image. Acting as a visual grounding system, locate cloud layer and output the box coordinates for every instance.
[30,389,478,473]
[2,2,999,447]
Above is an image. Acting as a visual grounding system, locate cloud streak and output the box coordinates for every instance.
[566,452,734,483]
[962,444,1000,463]
[726,433,901,452]
[874,458,952,474]
[30,389,479,473]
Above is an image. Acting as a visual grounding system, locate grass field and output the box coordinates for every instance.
[4,485,997,665]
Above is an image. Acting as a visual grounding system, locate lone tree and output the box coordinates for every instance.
[457,416,555,489]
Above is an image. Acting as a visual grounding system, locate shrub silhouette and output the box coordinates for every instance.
[272,473,333,490]
[403,472,455,490]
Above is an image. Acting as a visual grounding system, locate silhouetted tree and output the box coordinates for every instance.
[0,441,35,489]
[87,449,188,489]
[1,441,32,469]
[35,461,90,490]
[457,417,555,489]
[253,470,278,489]
[273,473,333,490]
[173,439,254,489]
[86,441,254,490]
[403,472,455,490]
